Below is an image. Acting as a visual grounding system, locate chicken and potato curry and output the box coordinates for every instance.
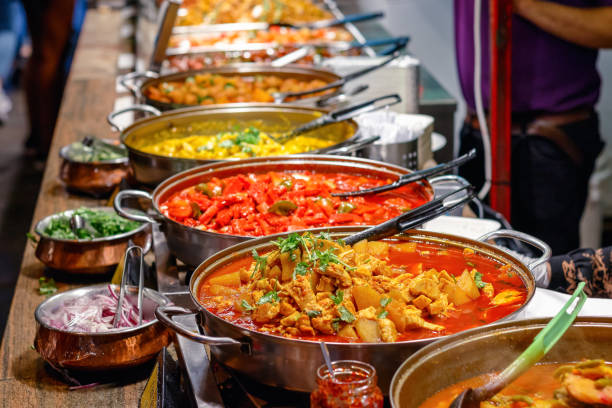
[197,233,528,343]
[420,360,612,408]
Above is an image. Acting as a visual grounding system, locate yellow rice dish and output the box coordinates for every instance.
[128,123,352,160]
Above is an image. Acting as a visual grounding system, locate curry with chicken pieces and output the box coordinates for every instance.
[420,360,612,407]
[197,233,527,343]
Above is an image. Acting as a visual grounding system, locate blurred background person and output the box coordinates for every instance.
[20,0,86,158]
[0,0,26,124]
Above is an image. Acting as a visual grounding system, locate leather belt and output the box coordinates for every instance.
[465,108,591,165]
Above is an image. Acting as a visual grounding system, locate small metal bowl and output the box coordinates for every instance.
[34,284,172,371]
[33,207,151,275]
[59,140,129,197]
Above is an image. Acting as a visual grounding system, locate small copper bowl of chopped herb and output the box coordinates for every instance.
[59,138,129,197]
[33,207,151,274]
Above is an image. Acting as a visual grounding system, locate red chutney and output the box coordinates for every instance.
[160,171,431,236]
[197,240,528,343]
[311,362,383,408]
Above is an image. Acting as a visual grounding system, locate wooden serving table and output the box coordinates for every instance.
[0,8,147,406]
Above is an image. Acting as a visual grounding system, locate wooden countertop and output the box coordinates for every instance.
[0,8,146,406]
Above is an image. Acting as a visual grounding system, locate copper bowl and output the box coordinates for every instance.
[390,317,612,407]
[34,284,172,371]
[59,140,129,197]
[33,207,151,275]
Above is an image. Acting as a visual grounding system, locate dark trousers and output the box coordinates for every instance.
[458,111,604,255]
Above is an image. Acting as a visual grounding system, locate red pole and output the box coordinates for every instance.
[489,0,512,220]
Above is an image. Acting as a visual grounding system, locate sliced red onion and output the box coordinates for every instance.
[42,286,152,332]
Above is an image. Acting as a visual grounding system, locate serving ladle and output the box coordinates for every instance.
[269,93,401,144]
[449,281,587,408]
[333,149,477,198]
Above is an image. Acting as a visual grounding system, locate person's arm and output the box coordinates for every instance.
[513,0,612,48]
[547,247,612,298]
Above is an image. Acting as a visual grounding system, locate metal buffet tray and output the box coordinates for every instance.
[163,0,376,59]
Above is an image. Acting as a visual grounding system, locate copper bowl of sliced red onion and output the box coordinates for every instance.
[34,284,172,371]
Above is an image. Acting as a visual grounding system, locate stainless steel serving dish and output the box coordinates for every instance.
[114,155,436,266]
[34,284,172,371]
[390,317,612,407]
[155,227,547,394]
[119,64,342,111]
[109,103,368,186]
[33,207,151,275]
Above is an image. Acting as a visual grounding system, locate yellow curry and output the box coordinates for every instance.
[127,123,352,160]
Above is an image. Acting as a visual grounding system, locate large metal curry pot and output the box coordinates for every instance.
[114,155,459,266]
[390,316,612,407]
[118,64,345,111]
[107,103,376,186]
[154,227,549,394]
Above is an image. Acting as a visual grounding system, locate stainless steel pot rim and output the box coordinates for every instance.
[34,283,171,336]
[119,103,358,162]
[148,155,428,241]
[59,141,129,165]
[34,206,149,244]
[388,316,612,405]
[186,227,535,347]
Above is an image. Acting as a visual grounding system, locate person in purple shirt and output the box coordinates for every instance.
[455,0,612,255]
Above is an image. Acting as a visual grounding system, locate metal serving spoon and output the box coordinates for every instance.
[113,245,145,328]
[332,149,477,198]
[344,184,476,246]
[69,214,98,238]
[272,53,400,103]
[269,94,401,144]
[449,281,587,408]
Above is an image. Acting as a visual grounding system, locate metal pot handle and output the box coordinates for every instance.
[118,71,159,97]
[477,229,552,271]
[107,104,162,132]
[155,305,242,346]
[326,135,380,156]
[114,189,157,224]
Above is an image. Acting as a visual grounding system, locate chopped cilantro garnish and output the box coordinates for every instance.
[38,277,57,296]
[235,127,260,145]
[380,297,392,308]
[318,231,331,241]
[257,290,279,305]
[241,300,255,311]
[306,310,322,318]
[474,271,487,289]
[251,249,268,278]
[377,310,388,319]
[292,262,309,280]
[330,290,344,305]
[219,139,235,149]
[338,305,355,323]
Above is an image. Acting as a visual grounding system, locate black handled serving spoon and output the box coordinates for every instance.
[343,185,475,246]
[333,149,477,198]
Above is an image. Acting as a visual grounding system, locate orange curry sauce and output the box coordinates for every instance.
[197,240,527,342]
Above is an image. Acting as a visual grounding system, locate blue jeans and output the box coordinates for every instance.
[0,0,26,85]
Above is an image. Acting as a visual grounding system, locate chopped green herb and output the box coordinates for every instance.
[474,271,487,289]
[274,233,312,254]
[466,261,476,267]
[306,310,322,318]
[224,82,236,89]
[318,231,331,241]
[292,262,309,280]
[251,249,268,278]
[185,76,195,83]
[510,396,533,405]
[380,297,392,308]
[42,208,140,240]
[330,290,344,305]
[338,305,355,323]
[38,277,57,296]
[241,300,255,311]
[26,232,38,244]
[331,319,341,332]
[219,139,235,149]
[257,290,279,305]
[378,310,388,319]
[338,202,356,214]
[196,95,214,103]
[235,127,260,145]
